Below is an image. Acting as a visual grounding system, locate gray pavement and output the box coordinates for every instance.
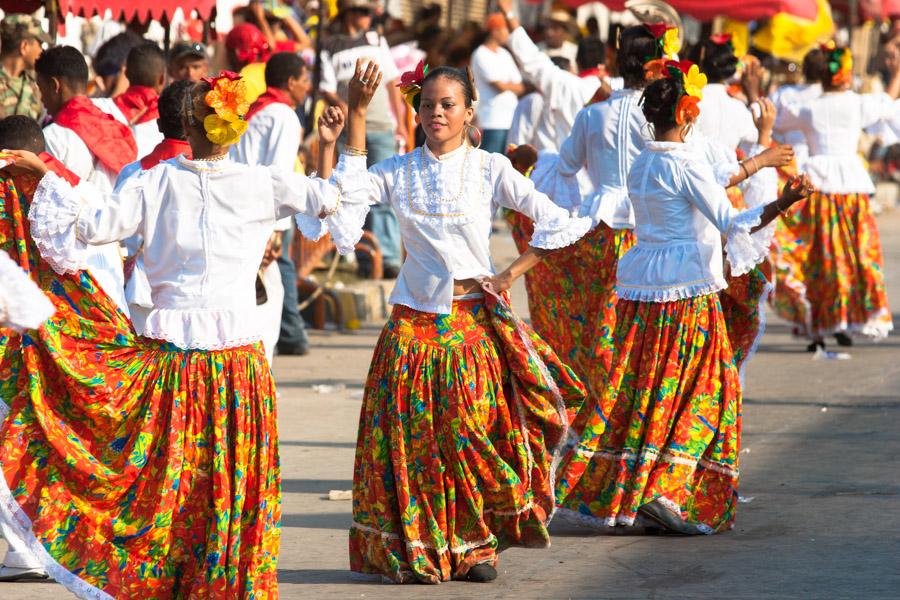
[4,211,900,599]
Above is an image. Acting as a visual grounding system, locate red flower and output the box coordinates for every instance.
[665,59,695,75]
[710,33,733,45]
[201,70,242,87]
[645,22,672,39]
[397,60,427,88]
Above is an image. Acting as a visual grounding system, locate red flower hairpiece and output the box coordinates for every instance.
[201,71,242,87]
[645,22,673,39]
[397,60,427,89]
[710,33,733,46]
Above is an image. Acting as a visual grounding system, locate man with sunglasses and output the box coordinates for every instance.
[0,14,50,120]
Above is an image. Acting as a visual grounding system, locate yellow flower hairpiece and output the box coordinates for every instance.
[201,71,250,145]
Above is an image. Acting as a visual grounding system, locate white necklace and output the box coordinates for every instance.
[417,145,469,205]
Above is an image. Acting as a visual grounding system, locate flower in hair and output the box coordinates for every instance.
[644,58,669,81]
[662,28,681,57]
[675,95,700,125]
[397,60,428,110]
[710,33,733,46]
[643,23,681,80]
[820,43,852,87]
[682,63,707,99]
[201,72,250,145]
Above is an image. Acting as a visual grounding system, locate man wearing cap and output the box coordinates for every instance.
[0,14,50,120]
[320,0,406,278]
[539,9,578,67]
[168,40,209,82]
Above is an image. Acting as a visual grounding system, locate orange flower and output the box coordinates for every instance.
[675,95,700,125]
[205,77,250,122]
[644,58,669,81]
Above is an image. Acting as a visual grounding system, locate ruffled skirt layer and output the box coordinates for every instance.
[349,296,585,583]
[772,192,893,339]
[555,295,741,534]
[0,175,280,599]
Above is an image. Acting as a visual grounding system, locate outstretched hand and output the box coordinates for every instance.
[318,106,345,145]
[0,149,48,177]
[758,144,794,169]
[780,174,814,207]
[348,59,383,114]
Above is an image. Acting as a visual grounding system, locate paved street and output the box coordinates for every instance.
[4,210,900,599]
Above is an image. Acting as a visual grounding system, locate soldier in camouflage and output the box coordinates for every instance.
[0,14,50,120]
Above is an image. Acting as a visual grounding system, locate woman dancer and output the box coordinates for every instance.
[324,62,592,583]
[773,43,899,349]
[0,70,355,597]
[554,61,812,534]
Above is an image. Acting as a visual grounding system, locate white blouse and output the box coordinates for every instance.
[0,250,54,332]
[620,142,773,302]
[508,27,603,152]
[770,82,821,165]
[318,144,592,314]
[695,83,758,153]
[539,88,648,229]
[28,156,342,350]
[779,90,900,194]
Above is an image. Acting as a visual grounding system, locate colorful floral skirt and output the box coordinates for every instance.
[0,175,280,598]
[720,267,771,380]
[505,211,635,391]
[350,295,585,583]
[772,192,893,339]
[555,294,741,533]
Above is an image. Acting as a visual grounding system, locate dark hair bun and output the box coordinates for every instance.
[617,25,658,88]
[640,77,681,132]
[690,39,738,83]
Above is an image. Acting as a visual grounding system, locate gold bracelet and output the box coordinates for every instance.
[344,145,368,156]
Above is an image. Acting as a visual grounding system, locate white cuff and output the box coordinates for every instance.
[0,251,54,331]
[530,214,593,250]
[323,154,370,255]
[27,171,89,275]
[725,205,774,276]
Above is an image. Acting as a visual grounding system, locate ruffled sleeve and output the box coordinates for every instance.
[298,154,389,255]
[723,205,775,276]
[859,91,900,129]
[0,250,54,331]
[694,134,740,187]
[491,153,592,250]
[28,171,90,274]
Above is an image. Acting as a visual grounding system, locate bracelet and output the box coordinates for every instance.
[739,162,750,179]
[344,145,368,156]
[322,180,344,217]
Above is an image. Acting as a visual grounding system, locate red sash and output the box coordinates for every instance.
[39,152,81,187]
[52,96,137,175]
[113,85,160,125]
[140,139,192,170]
[245,87,293,122]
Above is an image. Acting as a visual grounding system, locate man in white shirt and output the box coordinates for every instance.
[471,13,527,154]
[231,52,313,357]
[113,43,166,157]
[33,46,135,314]
[538,9,578,67]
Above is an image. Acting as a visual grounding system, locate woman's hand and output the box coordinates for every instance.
[779,174,814,207]
[348,59,383,115]
[753,97,777,145]
[741,59,764,104]
[481,270,515,294]
[757,144,794,169]
[318,106,345,146]
[0,149,49,177]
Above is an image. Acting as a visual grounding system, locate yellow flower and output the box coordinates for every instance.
[662,28,681,57]
[205,78,250,122]
[684,64,708,99]
[203,114,248,146]
[840,48,853,73]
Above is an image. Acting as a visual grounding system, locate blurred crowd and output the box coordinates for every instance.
[2,0,900,361]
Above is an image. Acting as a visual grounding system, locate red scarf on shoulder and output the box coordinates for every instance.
[13,152,81,198]
[140,138,192,170]
[53,96,137,175]
[245,87,293,121]
[114,85,160,125]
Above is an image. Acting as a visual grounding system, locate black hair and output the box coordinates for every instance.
[690,38,738,83]
[420,66,475,108]
[34,46,89,89]
[158,80,194,140]
[550,55,571,71]
[576,37,605,73]
[125,42,166,87]
[0,115,45,153]
[617,25,659,89]
[640,76,681,134]
[0,26,33,57]
[802,48,829,84]
[265,52,307,89]
[94,31,143,78]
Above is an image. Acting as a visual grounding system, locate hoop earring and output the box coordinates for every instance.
[680,122,693,142]
[465,123,482,149]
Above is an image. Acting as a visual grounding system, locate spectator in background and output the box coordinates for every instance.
[114,43,166,157]
[231,52,313,357]
[225,23,271,102]
[167,41,209,82]
[471,13,526,154]
[92,31,143,98]
[538,9,578,67]
[320,0,406,278]
[0,14,49,120]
